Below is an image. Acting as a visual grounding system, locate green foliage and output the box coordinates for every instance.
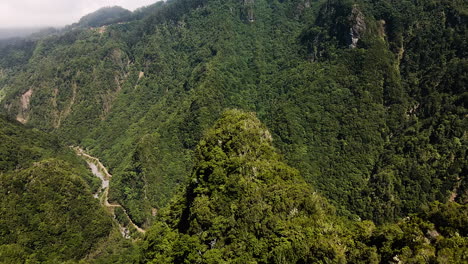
[0,116,100,191]
[368,202,468,263]
[77,6,132,28]
[0,0,466,229]
[0,159,113,263]
[362,0,468,222]
[0,0,466,259]
[0,39,36,68]
[84,229,142,264]
[142,110,468,263]
[0,117,138,264]
[141,110,367,263]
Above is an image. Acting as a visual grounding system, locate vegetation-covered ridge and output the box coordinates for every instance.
[76,6,133,28]
[141,109,467,263]
[0,116,110,263]
[0,0,466,238]
[0,116,142,263]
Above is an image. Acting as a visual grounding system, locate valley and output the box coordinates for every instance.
[74,147,146,236]
[0,0,466,262]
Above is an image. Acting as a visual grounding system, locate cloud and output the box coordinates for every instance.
[0,0,158,28]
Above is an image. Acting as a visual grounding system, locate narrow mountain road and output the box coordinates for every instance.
[73,147,146,235]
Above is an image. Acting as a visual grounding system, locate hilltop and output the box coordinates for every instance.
[0,0,466,262]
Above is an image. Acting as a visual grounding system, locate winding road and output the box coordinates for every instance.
[73,147,146,235]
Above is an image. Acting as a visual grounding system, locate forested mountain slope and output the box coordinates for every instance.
[141,110,467,263]
[0,0,466,230]
[0,116,142,263]
[0,116,109,262]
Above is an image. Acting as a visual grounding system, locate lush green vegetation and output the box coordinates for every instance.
[0,116,142,263]
[0,159,113,263]
[75,6,133,28]
[0,116,99,189]
[141,109,467,263]
[142,110,357,263]
[0,0,466,261]
[0,0,466,227]
[0,117,102,262]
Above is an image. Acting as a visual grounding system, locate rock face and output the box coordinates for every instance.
[348,5,366,48]
[242,0,255,22]
[302,1,369,61]
[16,89,33,124]
[297,0,312,14]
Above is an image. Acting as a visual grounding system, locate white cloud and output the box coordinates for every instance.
[0,0,159,28]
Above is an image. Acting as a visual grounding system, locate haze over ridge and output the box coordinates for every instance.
[0,0,158,28]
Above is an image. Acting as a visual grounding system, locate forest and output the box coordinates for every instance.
[0,0,466,262]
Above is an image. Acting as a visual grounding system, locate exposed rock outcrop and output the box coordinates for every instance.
[16,89,33,124]
[348,5,366,48]
[296,0,312,15]
[242,0,255,22]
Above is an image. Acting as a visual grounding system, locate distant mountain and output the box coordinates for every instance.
[0,0,466,262]
[76,6,133,27]
[0,6,132,40]
[0,27,48,40]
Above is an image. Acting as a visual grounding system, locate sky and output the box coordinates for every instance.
[0,0,159,28]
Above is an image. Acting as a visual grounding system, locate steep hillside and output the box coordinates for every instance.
[0,116,98,187]
[0,116,141,263]
[141,110,467,263]
[142,109,367,263]
[0,160,112,263]
[0,117,108,262]
[0,0,466,228]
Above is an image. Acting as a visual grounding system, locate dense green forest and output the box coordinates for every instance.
[0,0,466,262]
[141,110,466,263]
[0,116,142,263]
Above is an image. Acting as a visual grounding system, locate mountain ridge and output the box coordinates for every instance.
[1,0,466,223]
[0,1,466,261]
